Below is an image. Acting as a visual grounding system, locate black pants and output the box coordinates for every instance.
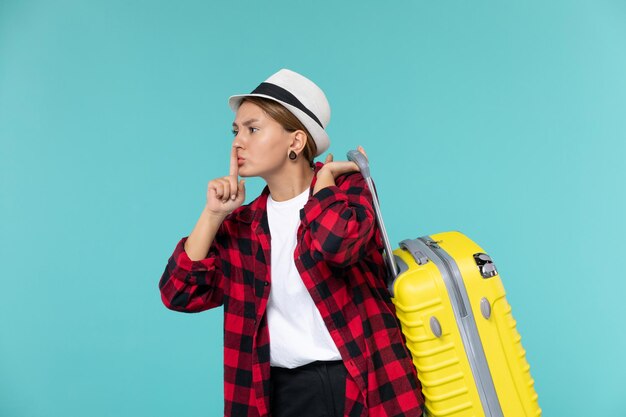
[270,360,347,417]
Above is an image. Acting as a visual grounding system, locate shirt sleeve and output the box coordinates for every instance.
[299,171,381,267]
[158,229,227,313]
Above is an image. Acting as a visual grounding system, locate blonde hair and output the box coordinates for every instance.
[241,96,317,167]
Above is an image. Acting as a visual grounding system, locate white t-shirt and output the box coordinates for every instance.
[265,187,342,368]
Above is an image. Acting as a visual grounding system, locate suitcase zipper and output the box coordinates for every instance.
[418,238,469,318]
[415,236,504,417]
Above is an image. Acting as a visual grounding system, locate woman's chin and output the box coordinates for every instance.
[239,165,263,178]
[238,168,253,178]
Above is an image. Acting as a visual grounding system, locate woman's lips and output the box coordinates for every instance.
[237,158,245,166]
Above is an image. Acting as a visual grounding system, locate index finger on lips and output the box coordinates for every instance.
[230,146,238,177]
[229,146,238,199]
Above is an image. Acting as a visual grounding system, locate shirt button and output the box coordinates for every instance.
[264,282,269,286]
[254,319,257,325]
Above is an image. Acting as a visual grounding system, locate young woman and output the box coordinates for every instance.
[158,69,424,417]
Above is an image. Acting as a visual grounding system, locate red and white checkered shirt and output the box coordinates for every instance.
[159,162,425,416]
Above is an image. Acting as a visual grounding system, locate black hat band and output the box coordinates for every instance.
[250,82,323,128]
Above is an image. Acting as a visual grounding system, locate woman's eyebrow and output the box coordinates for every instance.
[232,118,260,127]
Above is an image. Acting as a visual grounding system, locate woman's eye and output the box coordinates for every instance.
[231,129,238,136]
[249,127,258,133]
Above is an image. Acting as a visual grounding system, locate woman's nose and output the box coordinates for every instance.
[232,134,244,148]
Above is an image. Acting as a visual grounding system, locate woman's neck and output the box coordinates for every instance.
[264,162,316,202]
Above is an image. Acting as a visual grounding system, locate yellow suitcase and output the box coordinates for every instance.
[347,151,541,417]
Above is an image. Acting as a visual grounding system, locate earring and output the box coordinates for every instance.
[288,150,297,160]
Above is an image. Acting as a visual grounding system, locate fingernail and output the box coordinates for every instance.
[231,195,236,200]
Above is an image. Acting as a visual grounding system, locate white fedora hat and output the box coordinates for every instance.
[228,68,331,157]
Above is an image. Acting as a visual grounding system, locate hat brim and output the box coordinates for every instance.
[228,93,329,157]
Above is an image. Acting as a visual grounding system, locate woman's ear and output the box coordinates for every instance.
[289,129,308,154]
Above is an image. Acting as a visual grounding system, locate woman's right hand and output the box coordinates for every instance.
[205,146,246,217]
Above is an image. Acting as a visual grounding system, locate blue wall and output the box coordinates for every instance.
[1,1,624,415]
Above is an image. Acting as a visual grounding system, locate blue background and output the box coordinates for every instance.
[1,1,624,416]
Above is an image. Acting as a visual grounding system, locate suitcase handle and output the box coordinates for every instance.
[347,150,399,280]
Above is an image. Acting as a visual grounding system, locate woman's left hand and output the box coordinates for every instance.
[313,146,368,194]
